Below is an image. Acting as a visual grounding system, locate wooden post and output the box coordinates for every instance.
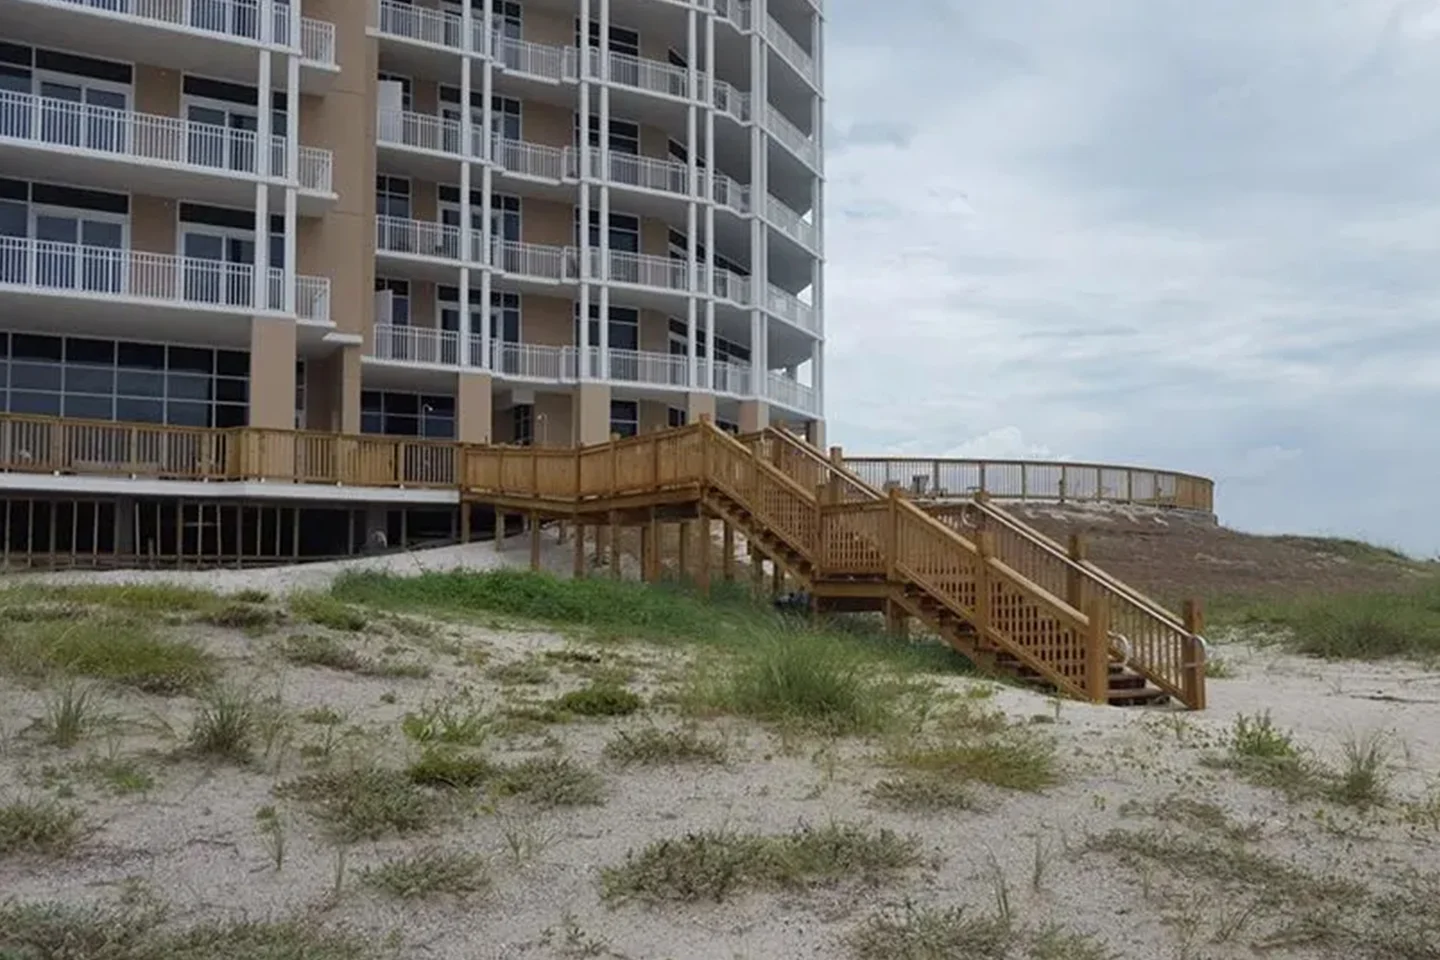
[771,559,783,595]
[885,598,909,640]
[886,487,903,582]
[695,515,711,597]
[750,542,764,595]
[529,513,541,571]
[573,523,586,578]
[828,445,844,502]
[721,521,734,581]
[1085,597,1111,704]
[814,481,827,576]
[1066,533,1086,610]
[975,530,994,641]
[678,519,691,582]
[1182,599,1207,710]
[641,512,658,583]
[608,511,621,579]
[594,522,606,567]
[460,501,471,544]
[494,510,505,551]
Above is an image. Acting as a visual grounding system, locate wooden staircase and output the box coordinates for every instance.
[461,421,1207,709]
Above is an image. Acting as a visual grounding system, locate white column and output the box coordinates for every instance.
[283,189,296,314]
[479,0,494,369]
[578,0,592,378]
[703,11,716,391]
[597,0,611,380]
[253,48,272,311]
[259,0,272,43]
[685,7,698,390]
[283,52,298,314]
[748,14,764,398]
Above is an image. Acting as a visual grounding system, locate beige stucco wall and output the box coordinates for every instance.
[133,64,179,117]
[522,5,573,46]
[522,101,573,148]
[522,294,573,346]
[521,198,573,248]
[738,400,769,433]
[686,392,716,424]
[457,373,493,444]
[129,195,175,255]
[250,318,297,430]
[574,383,611,445]
[638,310,670,352]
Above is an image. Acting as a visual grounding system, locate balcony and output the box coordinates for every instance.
[5,1,337,90]
[375,216,463,262]
[766,371,819,415]
[764,104,819,169]
[373,0,464,50]
[492,36,574,84]
[712,360,753,397]
[712,80,752,124]
[588,49,692,101]
[605,348,689,388]
[0,236,329,322]
[488,341,577,380]
[764,195,818,251]
[369,323,461,366]
[491,240,575,284]
[711,268,752,306]
[594,250,688,294]
[377,108,462,156]
[764,16,817,86]
[490,136,568,182]
[766,285,819,335]
[714,0,752,31]
[588,150,689,197]
[712,172,751,215]
[0,91,335,209]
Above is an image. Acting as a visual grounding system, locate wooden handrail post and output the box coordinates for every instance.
[976,530,994,641]
[573,523,587,578]
[608,510,621,579]
[608,433,618,496]
[695,512,711,597]
[529,512,541,571]
[721,521,734,581]
[1182,598,1207,710]
[814,481,827,576]
[1066,533,1087,610]
[1085,597,1111,704]
[678,518,691,581]
[886,487,902,582]
[828,445,843,502]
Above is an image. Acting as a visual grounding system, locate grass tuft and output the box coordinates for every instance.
[848,904,1013,960]
[41,680,102,748]
[278,634,430,679]
[406,748,493,788]
[289,592,368,632]
[359,847,489,899]
[275,767,444,842]
[0,615,215,695]
[0,800,84,857]
[603,726,727,767]
[1330,731,1392,808]
[491,756,604,808]
[551,682,643,717]
[186,687,257,764]
[889,731,1060,793]
[1213,581,1440,662]
[601,823,923,903]
[869,775,976,812]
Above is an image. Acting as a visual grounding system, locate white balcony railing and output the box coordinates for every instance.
[766,371,819,414]
[36,0,336,65]
[764,195,818,250]
[0,236,324,318]
[492,137,567,181]
[606,348,689,388]
[589,150,689,195]
[712,360,753,397]
[764,16,817,84]
[597,250,688,291]
[489,341,577,380]
[0,91,333,191]
[712,173,751,214]
[766,284,819,334]
[712,80,752,123]
[491,240,573,282]
[714,0,753,31]
[370,323,460,366]
[375,216,463,261]
[377,108,462,155]
[591,49,692,99]
[492,35,574,83]
[373,0,463,49]
[764,104,819,168]
[712,268,752,306]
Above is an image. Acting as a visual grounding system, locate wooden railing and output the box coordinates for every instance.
[844,455,1214,513]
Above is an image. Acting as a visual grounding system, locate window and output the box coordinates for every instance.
[668,228,748,275]
[576,209,638,253]
[436,284,483,333]
[717,418,740,435]
[493,1,522,40]
[667,139,706,169]
[377,72,412,111]
[360,390,455,439]
[609,399,639,438]
[575,303,638,352]
[669,318,750,364]
[491,291,520,343]
[668,407,686,428]
[178,202,283,307]
[0,332,248,428]
[492,96,520,140]
[181,75,287,172]
[375,277,410,325]
[578,20,640,57]
[0,179,132,290]
[375,176,411,219]
[576,115,639,155]
[512,403,533,446]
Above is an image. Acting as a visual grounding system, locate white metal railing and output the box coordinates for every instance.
[714,0,753,30]
[590,150,689,195]
[492,137,567,181]
[295,274,330,322]
[764,194,818,250]
[606,348,689,388]
[764,16,816,83]
[766,371,819,414]
[489,342,576,380]
[712,80,752,123]
[712,172,751,214]
[712,268,752,305]
[36,0,335,65]
[592,49,692,99]
[766,284,819,334]
[370,323,460,365]
[296,145,333,193]
[375,216,463,261]
[491,240,572,281]
[0,236,322,317]
[764,104,819,168]
[376,108,461,155]
[492,35,574,83]
[712,360,753,397]
[373,0,463,48]
[597,250,688,291]
[0,90,336,189]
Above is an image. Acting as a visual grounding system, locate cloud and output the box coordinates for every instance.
[821,0,1440,555]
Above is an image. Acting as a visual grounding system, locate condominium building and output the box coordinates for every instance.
[0,0,824,562]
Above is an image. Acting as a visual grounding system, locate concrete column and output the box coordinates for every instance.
[575,382,612,445]
[738,399,768,433]
[457,372,494,444]
[249,318,297,428]
[686,392,716,424]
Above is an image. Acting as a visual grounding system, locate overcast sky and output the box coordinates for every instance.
[819,0,1439,556]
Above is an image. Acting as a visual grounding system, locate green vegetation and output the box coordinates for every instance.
[277,634,430,679]
[186,687,258,764]
[848,904,1115,960]
[601,823,923,903]
[1205,713,1393,807]
[869,775,976,812]
[491,756,604,808]
[603,726,728,767]
[41,681,103,749]
[551,682,642,717]
[406,749,493,788]
[400,690,489,745]
[359,847,489,899]
[887,729,1061,793]
[0,897,373,960]
[0,614,216,695]
[1210,578,1440,661]
[288,592,369,631]
[274,768,444,841]
[0,800,84,857]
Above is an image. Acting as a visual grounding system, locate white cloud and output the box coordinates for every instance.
[821,0,1440,554]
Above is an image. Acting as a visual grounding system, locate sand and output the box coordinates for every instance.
[1,542,1438,959]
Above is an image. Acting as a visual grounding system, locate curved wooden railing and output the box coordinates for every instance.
[843,454,1215,513]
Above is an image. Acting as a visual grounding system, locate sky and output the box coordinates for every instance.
[818,0,1440,556]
